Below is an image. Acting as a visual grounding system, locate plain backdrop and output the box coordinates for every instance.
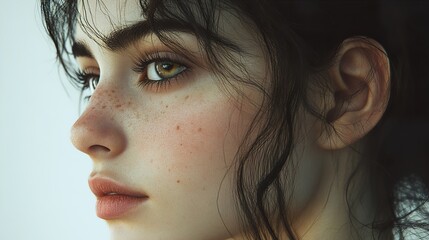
[0,1,108,239]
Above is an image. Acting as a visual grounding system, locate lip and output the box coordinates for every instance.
[88,177,148,220]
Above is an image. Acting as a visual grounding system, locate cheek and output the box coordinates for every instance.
[170,97,238,170]
[126,91,248,234]
[129,92,248,185]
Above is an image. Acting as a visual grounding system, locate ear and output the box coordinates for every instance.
[316,37,390,150]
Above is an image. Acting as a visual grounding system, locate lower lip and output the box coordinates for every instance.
[96,195,147,219]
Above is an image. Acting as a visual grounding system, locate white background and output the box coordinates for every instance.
[0,1,108,239]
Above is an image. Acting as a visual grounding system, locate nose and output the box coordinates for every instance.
[70,89,127,160]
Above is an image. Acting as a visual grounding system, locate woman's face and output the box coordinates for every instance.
[71,1,267,239]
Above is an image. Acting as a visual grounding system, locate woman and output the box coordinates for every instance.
[41,0,429,239]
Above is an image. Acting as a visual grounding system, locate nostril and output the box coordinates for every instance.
[89,145,111,153]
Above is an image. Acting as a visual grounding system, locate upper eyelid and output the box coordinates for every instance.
[75,56,99,71]
[131,51,192,70]
[73,37,204,79]
[81,67,100,75]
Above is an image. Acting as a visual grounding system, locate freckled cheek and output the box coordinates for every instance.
[167,109,233,166]
[134,98,242,181]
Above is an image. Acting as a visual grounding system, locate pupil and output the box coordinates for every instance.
[161,62,174,71]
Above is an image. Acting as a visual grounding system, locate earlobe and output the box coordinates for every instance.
[317,37,390,150]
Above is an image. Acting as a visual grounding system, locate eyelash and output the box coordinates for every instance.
[74,52,190,98]
[76,70,99,101]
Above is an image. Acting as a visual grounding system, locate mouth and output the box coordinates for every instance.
[88,177,148,220]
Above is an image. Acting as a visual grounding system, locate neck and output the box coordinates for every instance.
[292,147,393,240]
[228,147,394,240]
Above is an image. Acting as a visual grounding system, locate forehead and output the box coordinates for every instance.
[76,0,144,38]
[74,0,266,63]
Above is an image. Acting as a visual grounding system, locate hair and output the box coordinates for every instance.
[41,0,429,239]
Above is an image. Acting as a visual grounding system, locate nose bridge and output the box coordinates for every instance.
[87,83,121,111]
[71,83,128,160]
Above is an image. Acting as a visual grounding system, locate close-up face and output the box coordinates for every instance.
[71,1,270,239]
[3,0,429,239]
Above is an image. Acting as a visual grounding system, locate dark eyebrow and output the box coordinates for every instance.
[105,19,196,51]
[72,19,239,57]
[72,19,195,57]
[71,42,93,58]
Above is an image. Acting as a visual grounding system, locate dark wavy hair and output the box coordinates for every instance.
[41,0,429,239]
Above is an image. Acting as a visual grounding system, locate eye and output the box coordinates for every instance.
[76,70,100,98]
[133,52,192,92]
[146,61,187,81]
[87,75,99,94]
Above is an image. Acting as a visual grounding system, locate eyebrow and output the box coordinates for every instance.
[72,19,197,58]
[72,42,93,58]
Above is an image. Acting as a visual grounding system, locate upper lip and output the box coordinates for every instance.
[88,177,148,198]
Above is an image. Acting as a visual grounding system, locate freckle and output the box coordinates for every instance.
[168,168,171,172]
[202,187,206,191]
[111,90,115,93]
[180,143,183,146]
[91,106,95,110]
[128,101,131,105]
[198,128,202,132]
[185,95,189,100]
[102,105,106,109]
[176,180,181,183]
[116,104,122,108]
[176,125,180,130]
[165,105,168,108]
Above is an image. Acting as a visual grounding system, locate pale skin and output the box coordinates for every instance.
[71,1,391,240]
